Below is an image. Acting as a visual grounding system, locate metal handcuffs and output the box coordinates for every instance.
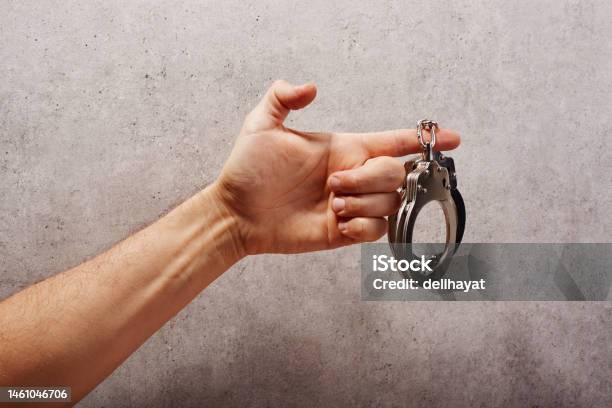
[388,119,466,281]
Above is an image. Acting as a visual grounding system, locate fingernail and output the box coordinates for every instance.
[332,197,345,212]
[338,221,348,233]
[329,176,341,190]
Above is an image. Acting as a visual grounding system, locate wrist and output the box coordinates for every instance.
[194,182,247,266]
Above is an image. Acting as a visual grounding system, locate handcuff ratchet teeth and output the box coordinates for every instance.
[388,119,466,282]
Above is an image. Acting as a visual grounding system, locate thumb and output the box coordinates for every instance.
[247,80,317,130]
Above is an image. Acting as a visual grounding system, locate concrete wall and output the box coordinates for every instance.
[1,1,610,406]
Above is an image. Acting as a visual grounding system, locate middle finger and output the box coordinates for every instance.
[328,156,405,194]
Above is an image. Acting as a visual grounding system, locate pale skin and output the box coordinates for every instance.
[0,81,460,405]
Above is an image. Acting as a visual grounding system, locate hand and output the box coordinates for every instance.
[213,80,460,255]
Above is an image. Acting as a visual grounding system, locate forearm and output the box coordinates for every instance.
[0,184,243,402]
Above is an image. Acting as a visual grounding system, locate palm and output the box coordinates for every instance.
[219,126,368,253]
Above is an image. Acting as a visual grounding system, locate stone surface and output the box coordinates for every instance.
[1,0,611,406]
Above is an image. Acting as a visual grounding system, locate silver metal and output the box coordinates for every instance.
[416,119,438,161]
[388,119,465,282]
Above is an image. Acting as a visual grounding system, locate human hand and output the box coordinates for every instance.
[212,81,460,255]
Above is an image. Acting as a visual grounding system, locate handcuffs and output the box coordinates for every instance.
[388,119,466,282]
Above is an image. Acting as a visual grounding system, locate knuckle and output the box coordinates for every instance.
[373,155,396,169]
[348,218,365,237]
[379,155,396,166]
[382,172,402,189]
[371,157,404,188]
[344,197,359,213]
[343,173,360,191]
[355,219,366,236]
[395,133,410,152]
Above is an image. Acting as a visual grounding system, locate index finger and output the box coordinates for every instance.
[354,128,461,158]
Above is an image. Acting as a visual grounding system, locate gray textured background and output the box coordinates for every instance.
[1,0,611,406]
